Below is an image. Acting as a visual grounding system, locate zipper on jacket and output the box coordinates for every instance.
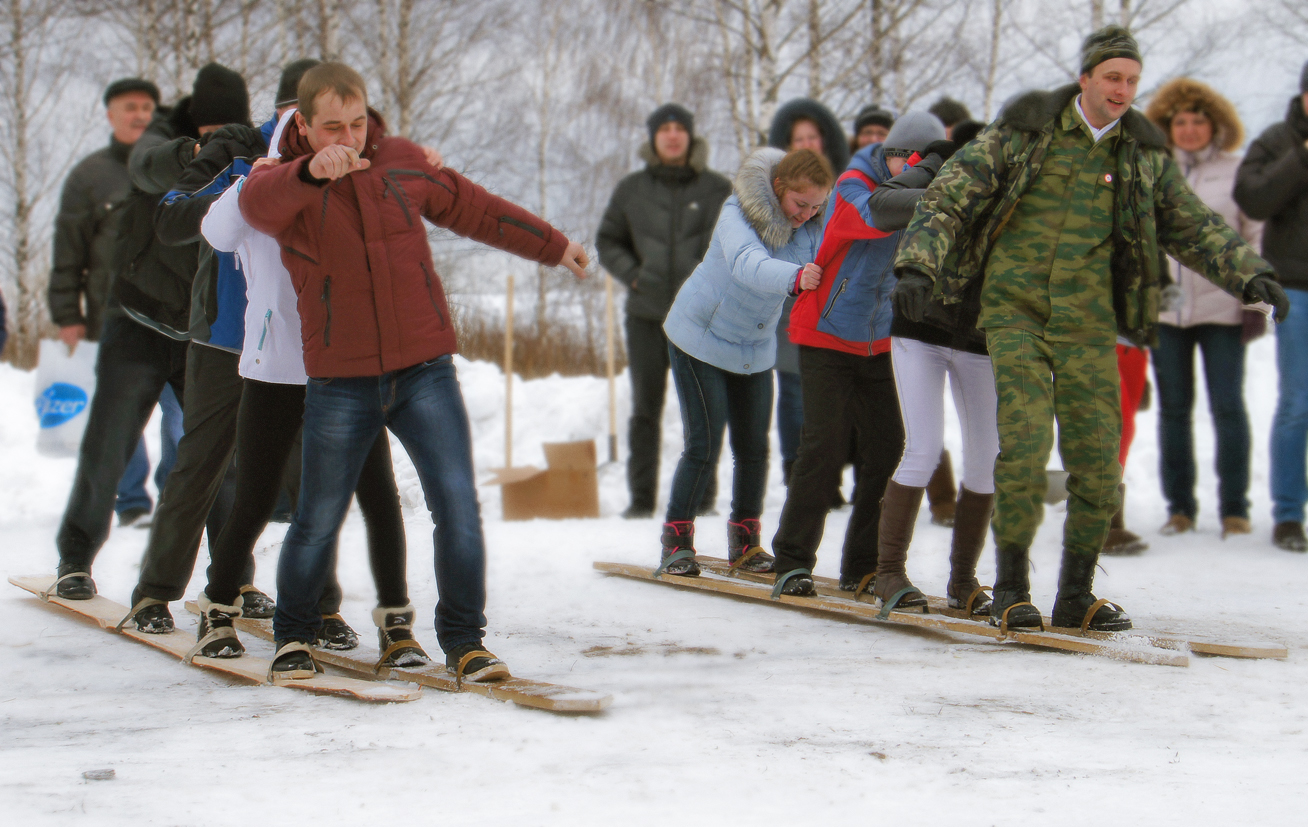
[392,168,447,190]
[822,279,848,319]
[382,176,415,226]
[420,261,447,327]
[282,244,319,265]
[257,309,271,351]
[321,276,333,347]
[499,215,545,239]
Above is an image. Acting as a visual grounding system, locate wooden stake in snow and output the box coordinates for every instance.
[605,274,618,463]
[505,273,515,469]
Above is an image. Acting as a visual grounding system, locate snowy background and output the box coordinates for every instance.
[2,333,1305,825]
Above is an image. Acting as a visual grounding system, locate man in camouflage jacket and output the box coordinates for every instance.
[893,26,1288,632]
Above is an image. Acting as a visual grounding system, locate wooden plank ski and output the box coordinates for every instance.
[594,561,1190,667]
[185,602,611,714]
[695,556,1288,661]
[10,576,420,703]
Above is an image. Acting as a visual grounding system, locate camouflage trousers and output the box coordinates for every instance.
[986,328,1122,562]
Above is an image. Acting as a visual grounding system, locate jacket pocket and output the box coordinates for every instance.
[420,261,448,328]
[822,279,849,319]
[382,175,415,227]
[320,276,333,347]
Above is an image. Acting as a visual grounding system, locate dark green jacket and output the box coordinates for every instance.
[48,138,134,340]
[895,84,1272,346]
[597,137,732,322]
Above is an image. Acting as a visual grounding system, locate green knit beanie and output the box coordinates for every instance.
[1080,25,1142,75]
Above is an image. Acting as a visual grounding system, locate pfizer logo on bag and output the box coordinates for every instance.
[34,339,99,458]
[36,382,89,427]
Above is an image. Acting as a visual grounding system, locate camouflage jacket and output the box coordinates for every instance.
[894,84,1273,346]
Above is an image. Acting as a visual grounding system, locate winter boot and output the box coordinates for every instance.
[372,605,432,669]
[926,450,958,526]
[50,563,95,600]
[269,639,321,683]
[1101,483,1148,556]
[1273,521,1307,552]
[446,642,511,683]
[656,521,700,576]
[946,488,994,615]
[772,568,816,597]
[726,519,775,573]
[316,614,359,650]
[838,572,876,596]
[238,585,276,619]
[1050,551,1132,632]
[871,480,928,610]
[989,544,1042,631]
[187,593,245,661]
[116,597,174,634]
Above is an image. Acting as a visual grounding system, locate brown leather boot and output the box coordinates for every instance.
[872,481,928,609]
[947,487,994,615]
[1102,483,1148,556]
[926,450,957,526]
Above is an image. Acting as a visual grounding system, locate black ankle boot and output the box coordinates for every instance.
[989,544,1041,630]
[1051,552,1132,632]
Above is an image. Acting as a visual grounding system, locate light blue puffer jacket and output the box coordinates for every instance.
[663,148,824,374]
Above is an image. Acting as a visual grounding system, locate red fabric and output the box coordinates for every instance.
[787,167,895,356]
[240,110,567,377]
[1117,344,1149,467]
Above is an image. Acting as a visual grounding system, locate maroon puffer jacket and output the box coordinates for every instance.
[239,110,568,377]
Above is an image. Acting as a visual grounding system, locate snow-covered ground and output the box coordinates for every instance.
[2,337,1305,825]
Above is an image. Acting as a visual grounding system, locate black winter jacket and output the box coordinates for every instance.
[597,138,732,322]
[1235,96,1308,291]
[110,99,202,339]
[767,97,850,173]
[48,138,135,340]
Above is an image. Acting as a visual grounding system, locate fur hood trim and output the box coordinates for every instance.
[1000,83,1166,148]
[734,147,819,250]
[638,135,710,172]
[768,97,851,173]
[1144,78,1244,151]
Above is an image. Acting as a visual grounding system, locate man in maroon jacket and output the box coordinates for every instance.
[240,62,588,681]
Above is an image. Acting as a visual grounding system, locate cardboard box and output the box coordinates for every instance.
[484,440,600,521]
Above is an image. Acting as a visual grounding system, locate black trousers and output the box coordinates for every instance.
[771,347,904,580]
[132,343,241,604]
[625,315,715,511]
[205,379,408,610]
[57,315,190,572]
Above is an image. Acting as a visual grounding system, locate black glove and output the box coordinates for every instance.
[892,269,934,322]
[1244,274,1290,323]
[921,140,957,163]
[200,123,265,153]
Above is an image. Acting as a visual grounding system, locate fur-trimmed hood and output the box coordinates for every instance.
[1144,78,1244,151]
[999,83,1166,148]
[637,135,711,173]
[734,147,822,250]
[768,97,851,172]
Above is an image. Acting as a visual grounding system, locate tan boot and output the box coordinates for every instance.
[926,450,958,526]
[1221,517,1252,539]
[872,481,927,609]
[1160,514,1194,535]
[1102,483,1148,556]
[947,488,994,615]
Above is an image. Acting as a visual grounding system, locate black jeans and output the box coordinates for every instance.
[56,315,189,573]
[132,343,241,604]
[625,316,716,511]
[665,345,773,523]
[771,347,904,580]
[205,379,409,610]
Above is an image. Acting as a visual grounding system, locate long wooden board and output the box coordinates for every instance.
[593,561,1190,667]
[185,602,612,714]
[694,557,1288,661]
[10,575,420,702]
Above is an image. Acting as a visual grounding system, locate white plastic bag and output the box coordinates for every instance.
[34,338,99,458]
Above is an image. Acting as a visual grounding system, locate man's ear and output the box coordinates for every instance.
[295,111,308,135]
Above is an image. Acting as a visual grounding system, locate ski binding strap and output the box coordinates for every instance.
[652,548,696,578]
[877,587,927,619]
[114,597,166,632]
[727,547,766,574]
[770,568,812,600]
[38,572,92,602]
[1080,598,1121,635]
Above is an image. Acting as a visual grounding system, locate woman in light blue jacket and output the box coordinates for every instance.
[657,148,833,577]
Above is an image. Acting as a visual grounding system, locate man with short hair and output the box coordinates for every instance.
[240,62,590,681]
[927,97,971,140]
[48,77,183,528]
[1234,60,1308,552]
[597,104,732,518]
[894,26,1288,631]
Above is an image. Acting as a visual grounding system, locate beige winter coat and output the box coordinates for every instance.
[1158,145,1263,328]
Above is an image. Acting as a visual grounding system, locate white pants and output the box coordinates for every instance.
[890,336,999,494]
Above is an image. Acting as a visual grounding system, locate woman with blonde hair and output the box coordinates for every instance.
[1145,78,1263,539]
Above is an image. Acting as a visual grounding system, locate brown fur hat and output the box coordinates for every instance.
[1145,77,1243,151]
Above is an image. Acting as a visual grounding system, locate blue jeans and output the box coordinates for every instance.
[273,356,486,652]
[114,383,184,515]
[1271,289,1308,523]
[1153,324,1250,520]
[775,369,803,465]
[665,344,772,523]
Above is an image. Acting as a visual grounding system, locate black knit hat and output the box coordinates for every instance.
[853,104,894,133]
[103,78,160,107]
[276,58,321,108]
[928,96,971,128]
[647,103,694,145]
[1080,25,1142,75]
[189,62,250,128]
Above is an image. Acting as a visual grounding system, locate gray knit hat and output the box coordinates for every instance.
[882,111,946,158]
[1080,25,1142,75]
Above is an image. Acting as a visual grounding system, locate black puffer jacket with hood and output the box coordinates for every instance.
[1235,95,1308,290]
